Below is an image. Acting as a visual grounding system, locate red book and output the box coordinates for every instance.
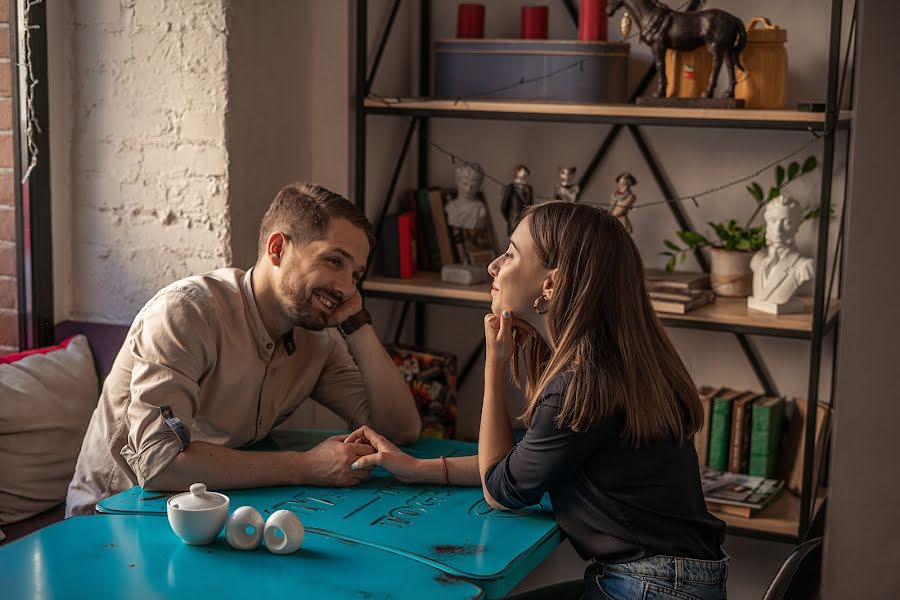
[397,211,418,279]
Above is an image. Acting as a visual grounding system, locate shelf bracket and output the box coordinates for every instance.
[365,0,403,96]
[735,334,778,397]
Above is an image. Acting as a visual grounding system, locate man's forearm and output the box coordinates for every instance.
[143,441,307,491]
[345,324,421,444]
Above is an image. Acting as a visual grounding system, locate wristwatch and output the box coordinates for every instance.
[337,307,373,338]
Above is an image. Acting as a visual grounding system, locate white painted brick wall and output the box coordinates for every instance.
[69,0,231,323]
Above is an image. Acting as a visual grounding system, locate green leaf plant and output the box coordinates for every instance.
[662,156,821,272]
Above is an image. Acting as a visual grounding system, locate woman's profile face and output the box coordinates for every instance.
[487,216,548,318]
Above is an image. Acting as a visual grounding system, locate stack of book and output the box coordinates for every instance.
[645,269,715,314]
[693,387,833,517]
[701,470,785,518]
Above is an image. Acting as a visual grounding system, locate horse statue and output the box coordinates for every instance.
[607,0,746,99]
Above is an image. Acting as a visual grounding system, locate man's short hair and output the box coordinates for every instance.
[258,183,375,256]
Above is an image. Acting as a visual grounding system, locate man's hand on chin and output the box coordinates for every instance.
[326,289,364,327]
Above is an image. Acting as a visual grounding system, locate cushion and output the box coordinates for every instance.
[0,335,99,527]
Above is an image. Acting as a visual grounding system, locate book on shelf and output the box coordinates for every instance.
[379,211,418,279]
[650,289,715,314]
[416,189,443,272]
[428,189,457,267]
[702,469,785,518]
[708,389,751,471]
[693,386,721,468]
[645,269,711,291]
[781,398,832,496]
[385,344,458,439]
[729,392,760,473]
[749,396,785,478]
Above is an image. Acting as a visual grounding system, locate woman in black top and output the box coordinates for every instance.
[347,202,728,599]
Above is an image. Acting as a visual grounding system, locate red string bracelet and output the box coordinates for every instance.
[440,455,449,485]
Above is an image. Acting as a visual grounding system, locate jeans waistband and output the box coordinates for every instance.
[596,548,729,586]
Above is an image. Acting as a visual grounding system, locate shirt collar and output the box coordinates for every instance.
[241,268,298,358]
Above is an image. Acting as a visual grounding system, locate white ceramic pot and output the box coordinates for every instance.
[264,510,305,555]
[166,483,230,546]
[709,247,754,297]
[226,506,265,550]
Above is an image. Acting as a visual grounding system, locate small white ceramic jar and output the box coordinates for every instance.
[263,509,305,554]
[166,483,230,545]
[225,506,265,550]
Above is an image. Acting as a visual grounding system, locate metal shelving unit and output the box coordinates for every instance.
[354,0,855,544]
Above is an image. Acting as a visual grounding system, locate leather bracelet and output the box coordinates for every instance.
[440,455,449,485]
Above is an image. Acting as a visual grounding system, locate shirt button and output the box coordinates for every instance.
[266,343,273,349]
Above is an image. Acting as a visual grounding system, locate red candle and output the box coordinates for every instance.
[578,0,607,41]
[521,6,549,39]
[457,4,486,39]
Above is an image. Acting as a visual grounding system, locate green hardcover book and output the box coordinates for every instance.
[416,189,442,272]
[708,389,745,471]
[749,396,785,478]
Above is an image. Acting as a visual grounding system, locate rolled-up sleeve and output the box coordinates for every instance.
[310,330,369,430]
[485,395,599,510]
[120,290,214,487]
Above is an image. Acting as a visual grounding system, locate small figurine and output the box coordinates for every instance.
[610,172,637,234]
[444,161,496,266]
[499,165,534,235]
[607,0,747,99]
[747,195,815,315]
[554,166,580,203]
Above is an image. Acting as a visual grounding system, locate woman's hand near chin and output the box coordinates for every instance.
[345,425,421,483]
[484,310,534,368]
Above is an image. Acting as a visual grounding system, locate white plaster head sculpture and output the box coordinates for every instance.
[747,195,815,315]
[445,161,487,230]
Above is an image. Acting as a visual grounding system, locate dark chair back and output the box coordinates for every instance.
[55,320,130,383]
[762,537,824,600]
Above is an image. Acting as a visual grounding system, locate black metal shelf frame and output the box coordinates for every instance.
[354,0,855,544]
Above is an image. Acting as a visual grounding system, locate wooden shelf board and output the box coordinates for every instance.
[364,97,853,129]
[709,488,828,539]
[660,296,840,335]
[364,272,491,304]
[362,273,840,336]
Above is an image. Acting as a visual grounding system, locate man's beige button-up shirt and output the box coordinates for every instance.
[65,268,368,517]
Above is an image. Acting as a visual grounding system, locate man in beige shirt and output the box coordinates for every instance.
[66,183,421,516]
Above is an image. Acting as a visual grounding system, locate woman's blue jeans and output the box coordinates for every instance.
[585,551,729,600]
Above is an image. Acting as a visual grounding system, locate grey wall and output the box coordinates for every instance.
[822,1,900,597]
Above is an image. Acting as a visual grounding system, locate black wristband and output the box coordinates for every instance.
[337,307,372,338]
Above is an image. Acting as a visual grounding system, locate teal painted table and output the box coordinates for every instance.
[0,515,484,600]
[97,431,563,598]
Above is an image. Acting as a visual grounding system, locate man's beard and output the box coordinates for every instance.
[279,277,339,331]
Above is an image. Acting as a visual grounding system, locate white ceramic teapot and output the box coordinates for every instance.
[166,483,230,545]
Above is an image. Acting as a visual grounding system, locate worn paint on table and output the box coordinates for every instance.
[0,515,484,600]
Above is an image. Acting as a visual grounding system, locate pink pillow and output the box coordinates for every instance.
[0,335,99,526]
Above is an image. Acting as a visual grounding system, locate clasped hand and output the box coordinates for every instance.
[302,434,376,486]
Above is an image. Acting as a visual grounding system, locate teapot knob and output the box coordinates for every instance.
[190,483,207,496]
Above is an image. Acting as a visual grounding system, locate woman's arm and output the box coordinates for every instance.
[478,311,519,510]
[344,426,481,486]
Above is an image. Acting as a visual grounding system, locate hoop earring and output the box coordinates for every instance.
[533,295,549,315]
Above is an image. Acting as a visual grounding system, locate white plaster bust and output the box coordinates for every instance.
[747,195,815,314]
[444,162,487,230]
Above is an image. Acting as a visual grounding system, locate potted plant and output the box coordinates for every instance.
[662,156,819,297]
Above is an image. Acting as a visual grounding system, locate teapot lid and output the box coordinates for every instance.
[168,483,227,511]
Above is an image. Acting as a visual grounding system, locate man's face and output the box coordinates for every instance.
[276,218,370,330]
[764,205,797,247]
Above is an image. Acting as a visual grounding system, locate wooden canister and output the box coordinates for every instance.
[735,17,788,109]
[665,47,712,98]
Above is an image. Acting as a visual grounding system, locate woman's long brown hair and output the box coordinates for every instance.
[514,202,702,447]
